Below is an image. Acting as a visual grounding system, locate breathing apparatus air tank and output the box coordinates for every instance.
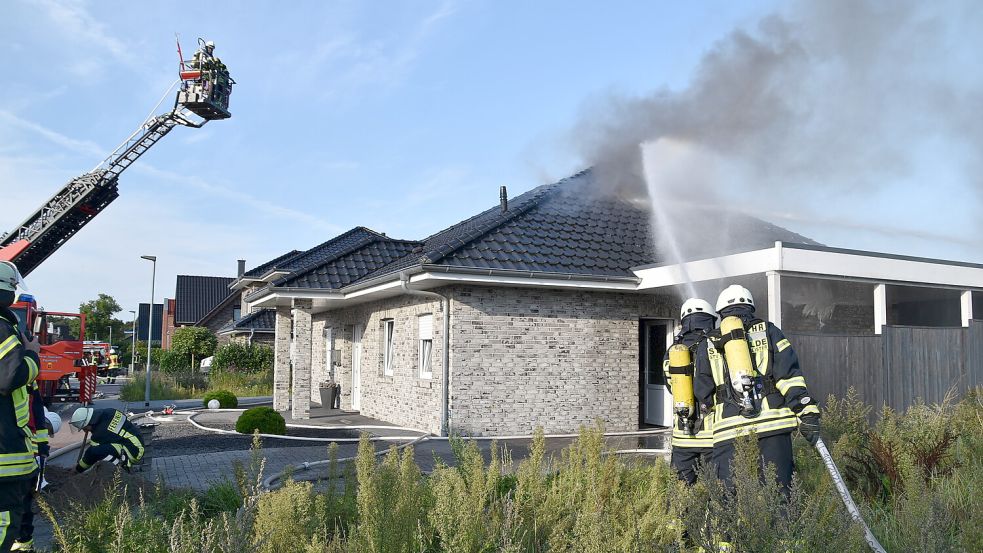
[668,343,696,432]
[719,316,760,417]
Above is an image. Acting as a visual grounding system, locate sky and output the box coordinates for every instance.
[1,0,980,315]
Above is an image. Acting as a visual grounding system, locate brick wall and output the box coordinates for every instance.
[305,285,673,436]
[448,286,672,435]
[201,299,238,336]
[313,295,445,434]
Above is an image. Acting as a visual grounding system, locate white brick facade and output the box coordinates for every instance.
[276,284,675,435]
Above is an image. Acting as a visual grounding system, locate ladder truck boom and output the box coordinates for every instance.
[0,37,233,276]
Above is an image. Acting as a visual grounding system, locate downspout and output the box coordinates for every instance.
[399,272,451,436]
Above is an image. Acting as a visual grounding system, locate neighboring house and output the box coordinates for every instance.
[238,170,982,436]
[136,303,164,342]
[171,275,236,346]
[162,298,176,350]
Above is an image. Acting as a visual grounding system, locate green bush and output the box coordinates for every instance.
[203,389,238,409]
[152,348,191,374]
[236,406,286,435]
[213,343,274,374]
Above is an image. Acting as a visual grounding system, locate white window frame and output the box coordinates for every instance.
[382,319,395,376]
[324,327,335,381]
[418,313,433,379]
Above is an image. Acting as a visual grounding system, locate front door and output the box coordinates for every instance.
[352,324,363,411]
[640,319,673,426]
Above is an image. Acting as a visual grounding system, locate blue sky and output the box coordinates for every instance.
[1,0,980,314]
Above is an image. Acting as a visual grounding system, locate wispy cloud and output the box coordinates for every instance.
[0,109,104,157]
[1,109,339,233]
[276,0,458,102]
[35,0,132,63]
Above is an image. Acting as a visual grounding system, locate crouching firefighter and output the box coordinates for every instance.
[69,408,145,473]
[662,298,717,485]
[694,285,821,495]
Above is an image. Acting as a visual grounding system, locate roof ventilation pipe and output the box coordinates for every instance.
[399,271,451,436]
[500,185,508,213]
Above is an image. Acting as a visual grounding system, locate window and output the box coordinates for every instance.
[419,314,433,379]
[324,327,336,381]
[382,319,395,376]
[233,307,242,322]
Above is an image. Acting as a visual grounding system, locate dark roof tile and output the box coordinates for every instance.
[175,275,235,325]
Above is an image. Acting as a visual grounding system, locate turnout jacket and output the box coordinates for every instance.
[0,307,41,481]
[694,311,819,445]
[85,408,145,461]
[662,321,715,451]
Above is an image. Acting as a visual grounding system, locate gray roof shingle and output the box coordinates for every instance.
[175,275,235,324]
[218,308,275,334]
[266,169,819,292]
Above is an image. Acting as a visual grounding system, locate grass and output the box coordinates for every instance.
[44,388,983,552]
[119,369,273,402]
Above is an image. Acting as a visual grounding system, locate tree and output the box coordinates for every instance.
[78,293,125,343]
[171,326,217,371]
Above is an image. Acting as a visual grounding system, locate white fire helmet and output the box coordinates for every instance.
[0,261,24,293]
[680,298,716,321]
[44,408,62,435]
[716,285,755,313]
[70,407,94,430]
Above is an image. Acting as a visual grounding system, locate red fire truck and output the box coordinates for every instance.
[7,294,95,404]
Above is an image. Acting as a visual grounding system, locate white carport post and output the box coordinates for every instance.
[960,290,973,327]
[874,284,887,335]
[766,271,782,325]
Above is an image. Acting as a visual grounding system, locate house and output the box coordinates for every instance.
[233,170,981,436]
[166,275,236,347]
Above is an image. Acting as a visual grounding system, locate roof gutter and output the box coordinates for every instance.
[419,264,641,285]
[399,271,451,437]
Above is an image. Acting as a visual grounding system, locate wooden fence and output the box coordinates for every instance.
[788,320,983,411]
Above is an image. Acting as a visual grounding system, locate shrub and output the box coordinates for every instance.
[171,326,218,370]
[213,343,274,374]
[152,348,191,374]
[236,406,286,435]
[203,389,238,409]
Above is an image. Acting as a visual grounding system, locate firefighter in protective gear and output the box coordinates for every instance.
[69,408,145,473]
[11,393,56,552]
[0,261,41,553]
[662,298,717,485]
[694,285,821,494]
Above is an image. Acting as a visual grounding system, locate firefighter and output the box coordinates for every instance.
[107,349,120,384]
[662,298,717,485]
[694,285,821,494]
[11,401,58,552]
[69,407,145,473]
[0,262,41,553]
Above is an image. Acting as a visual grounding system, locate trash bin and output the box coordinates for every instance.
[319,381,341,410]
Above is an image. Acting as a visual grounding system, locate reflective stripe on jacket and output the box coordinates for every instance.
[662,330,714,451]
[694,318,818,445]
[88,408,145,462]
[0,308,40,480]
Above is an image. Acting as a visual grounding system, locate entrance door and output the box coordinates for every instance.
[640,319,673,426]
[352,324,363,411]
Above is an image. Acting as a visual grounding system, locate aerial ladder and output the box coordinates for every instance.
[0,38,233,404]
[0,37,234,275]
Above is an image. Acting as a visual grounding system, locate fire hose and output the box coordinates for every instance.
[814,437,886,553]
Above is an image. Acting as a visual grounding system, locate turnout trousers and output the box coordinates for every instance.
[670,448,709,486]
[0,477,33,553]
[712,432,794,495]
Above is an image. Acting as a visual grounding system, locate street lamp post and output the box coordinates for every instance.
[141,255,157,407]
[129,309,137,376]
